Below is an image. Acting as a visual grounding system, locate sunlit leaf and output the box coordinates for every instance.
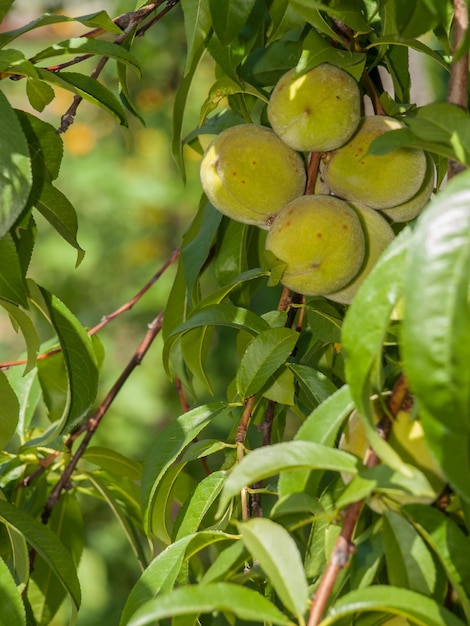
[239,518,308,618]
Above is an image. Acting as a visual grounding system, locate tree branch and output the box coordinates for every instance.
[307,375,410,625]
[42,310,164,523]
[448,0,469,179]
[0,249,179,372]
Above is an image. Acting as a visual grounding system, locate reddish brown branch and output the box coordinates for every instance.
[448,0,469,179]
[305,152,323,195]
[42,310,164,523]
[307,376,410,625]
[0,249,179,372]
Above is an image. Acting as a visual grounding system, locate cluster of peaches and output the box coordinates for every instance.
[200,63,433,304]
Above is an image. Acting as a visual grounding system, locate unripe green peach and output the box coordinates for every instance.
[328,204,395,304]
[267,64,361,152]
[340,399,446,511]
[380,153,435,222]
[322,116,427,209]
[200,124,306,228]
[265,195,366,295]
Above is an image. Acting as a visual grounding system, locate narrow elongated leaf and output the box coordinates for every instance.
[0,11,121,48]
[31,38,141,75]
[319,585,466,626]
[180,0,212,72]
[209,0,256,44]
[175,471,226,540]
[163,304,269,378]
[383,510,436,595]
[0,234,28,307]
[236,328,298,400]
[37,69,128,126]
[141,403,227,534]
[0,90,32,238]
[16,111,63,183]
[28,493,83,625]
[278,384,354,497]
[239,518,308,618]
[218,441,359,513]
[342,228,412,473]
[0,372,19,451]
[82,447,142,481]
[0,555,25,626]
[127,582,291,626]
[402,173,470,501]
[404,504,470,621]
[0,500,81,609]
[33,289,99,442]
[121,532,235,626]
[289,363,337,407]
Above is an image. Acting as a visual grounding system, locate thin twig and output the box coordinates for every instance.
[42,310,164,523]
[305,152,323,195]
[57,0,179,133]
[0,249,180,372]
[448,0,469,179]
[307,376,410,626]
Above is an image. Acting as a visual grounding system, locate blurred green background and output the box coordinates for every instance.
[1,1,219,623]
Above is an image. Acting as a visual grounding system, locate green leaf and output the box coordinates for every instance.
[278,385,354,498]
[4,366,41,441]
[0,555,26,626]
[120,532,235,626]
[174,471,226,540]
[16,111,63,183]
[163,304,270,378]
[127,582,291,626]
[0,90,32,238]
[86,473,148,570]
[290,0,370,33]
[383,510,435,595]
[181,0,212,73]
[342,228,412,473]
[319,585,466,625]
[141,403,227,534]
[35,182,85,266]
[402,172,470,501]
[367,36,449,72]
[201,540,247,583]
[0,500,81,610]
[239,518,308,618]
[209,0,256,44]
[37,69,128,127]
[0,1,14,22]
[82,447,142,481]
[403,504,470,622]
[31,38,141,76]
[289,363,337,407]
[0,372,19,451]
[25,78,55,113]
[0,234,28,307]
[28,493,83,625]
[236,327,298,400]
[32,289,99,443]
[0,11,121,48]
[218,441,360,513]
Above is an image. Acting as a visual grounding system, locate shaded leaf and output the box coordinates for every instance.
[236,327,298,400]
[0,234,28,307]
[209,0,257,45]
[0,500,81,610]
[25,78,55,112]
[37,69,128,127]
[0,91,32,238]
[0,555,25,626]
[0,371,19,453]
[35,182,84,266]
[141,403,227,534]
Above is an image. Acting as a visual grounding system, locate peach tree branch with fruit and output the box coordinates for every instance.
[0,1,470,625]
